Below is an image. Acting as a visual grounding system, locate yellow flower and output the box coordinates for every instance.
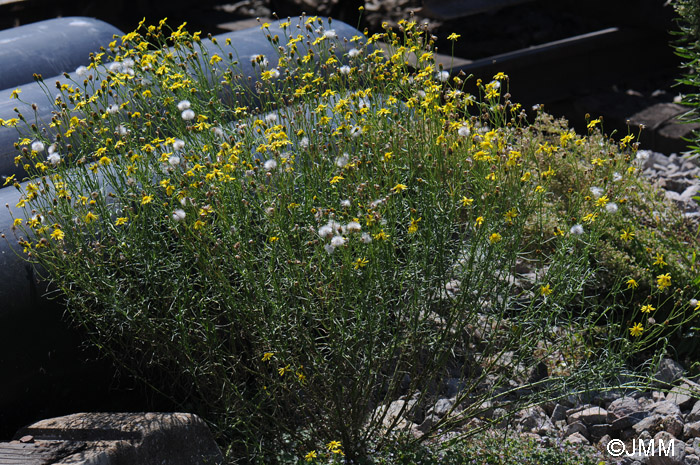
[304,450,317,462]
[209,54,223,65]
[475,216,484,227]
[447,33,461,41]
[269,236,279,243]
[408,217,421,234]
[329,175,344,184]
[141,195,153,205]
[84,212,98,223]
[353,257,369,269]
[278,364,290,376]
[657,273,671,291]
[582,213,598,223]
[10,89,21,99]
[13,218,22,227]
[629,323,644,337]
[262,352,274,362]
[99,156,111,166]
[485,172,496,181]
[652,253,667,268]
[595,195,609,207]
[373,230,389,240]
[461,196,474,206]
[626,278,638,289]
[641,304,655,313]
[115,217,128,226]
[391,183,407,192]
[504,208,517,223]
[50,229,65,241]
[620,229,635,242]
[540,284,552,296]
[587,118,601,130]
[489,232,502,244]
[193,220,205,230]
[541,166,555,178]
[326,441,343,454]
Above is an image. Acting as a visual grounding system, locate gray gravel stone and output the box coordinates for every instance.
[567,406,608,426]
[655,359,685,386]
[608,396,649,430]
[688,401,700,423]
[564,421,589,439]
[563,432,589,445]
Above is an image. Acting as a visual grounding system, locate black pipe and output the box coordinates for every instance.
[0,17,123,91]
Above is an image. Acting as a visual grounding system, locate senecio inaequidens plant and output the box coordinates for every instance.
[3,14,700,464]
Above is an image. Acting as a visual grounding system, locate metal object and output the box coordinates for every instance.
[0,17,123,91]
[421,0,536,20]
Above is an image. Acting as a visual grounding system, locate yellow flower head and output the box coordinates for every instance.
[304,450,317,462]
[653,253,667,268]
[50,229,65,241]
[640,304,655,313]
[540,284,552,296]
[489,232,502,244]
[657,273,671,291]
[629,323,644,337]
[391,183,407,193]
[408,217,421,234]
[461,197,474,207]
[261,352,274,362]
[353,257,369,269]
[595,195,609,208]
[626,278,638,289]
[620,230,635,242]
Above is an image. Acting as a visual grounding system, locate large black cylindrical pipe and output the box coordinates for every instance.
[0,17,124,91]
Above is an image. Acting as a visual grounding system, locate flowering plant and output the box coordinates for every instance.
[5,15,700,463]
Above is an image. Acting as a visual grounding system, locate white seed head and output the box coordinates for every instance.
[335,153,349,167]
[181,109,195,121]
[47,153,61,166]
[330,235,346,247]
[437,71,450,82]
[177,100,191,111]
[31,141,45,152]
[172,209,186,221]
[346,221,361,232]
